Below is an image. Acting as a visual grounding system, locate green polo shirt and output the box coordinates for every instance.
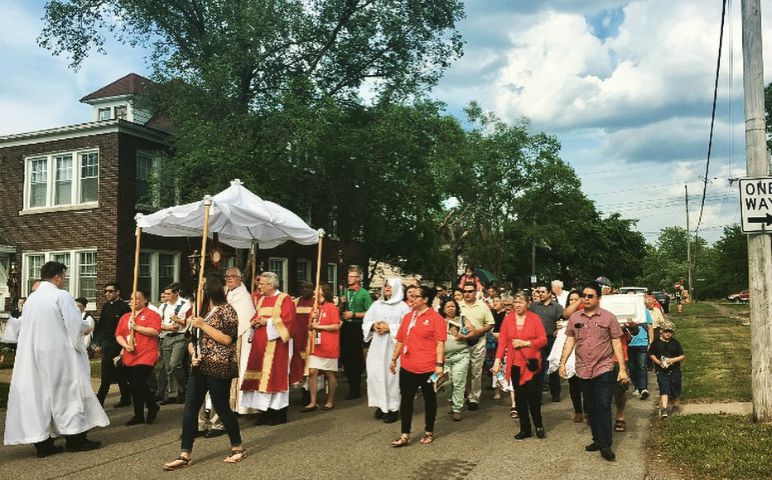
[459,299,495,330]
[343,286,373,323]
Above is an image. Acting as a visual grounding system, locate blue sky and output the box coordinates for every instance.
[2,0,770,244]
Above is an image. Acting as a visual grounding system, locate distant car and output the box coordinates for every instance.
[618,286,648,295]
[727,290,749,303]
[652,291,671,314]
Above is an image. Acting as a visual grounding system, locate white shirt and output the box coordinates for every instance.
[160,297,191,336]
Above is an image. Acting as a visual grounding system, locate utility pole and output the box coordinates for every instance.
[684,185,693,302]
[742,0,772,422]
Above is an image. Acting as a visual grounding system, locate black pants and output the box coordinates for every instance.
[96,346,131,405]
[569,375,583,414]
[126,364,156,419]
[580,369,616,449]
[180,374,241,453]
[340,321,364,389]
[399,369,436,434]
[512,366,543,435]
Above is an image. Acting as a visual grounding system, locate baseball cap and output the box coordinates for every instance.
[662,321,676,332]
[595,276,612,288]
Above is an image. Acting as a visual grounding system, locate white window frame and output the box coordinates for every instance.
[268,257,289,293]
[22,249,98,309]
[296,258,311,283]
[98,107,112,121]
[326,263,338,290]
[22,148,99,213]
[139,250,181,305]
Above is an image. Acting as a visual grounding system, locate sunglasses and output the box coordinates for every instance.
[581,293,597,299]
[463,290,475,293]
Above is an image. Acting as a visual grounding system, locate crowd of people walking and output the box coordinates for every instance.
[2,261,683,470]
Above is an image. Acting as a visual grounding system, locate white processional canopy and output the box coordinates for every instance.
[135,179,320,248]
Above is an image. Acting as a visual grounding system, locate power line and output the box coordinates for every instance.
[695,0,728,235]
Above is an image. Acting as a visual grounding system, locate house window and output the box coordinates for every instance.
[26,254,44,292]
[22,250,98,306]
[54,154,73,206]
[136,151,175,209]
[297,259,311,283]
[29,158,47,208]
[326,263,338,290]
[78,251,97,302]
[98,107,112,121]
[24,150,99,210]
[139,250,180,304]
[114,105,127,120]
[80,152,99,203]
[269,257,288,292]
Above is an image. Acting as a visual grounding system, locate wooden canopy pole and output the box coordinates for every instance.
[196,196,214,318]
[127,226,142,349]
[251,241,258,307]
[305,230,325,373]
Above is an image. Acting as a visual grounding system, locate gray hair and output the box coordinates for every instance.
[260,271,279,288]
[551,280,563,289]
[226,267,242,277]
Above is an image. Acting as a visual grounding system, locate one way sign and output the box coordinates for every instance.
[739,176,772,234]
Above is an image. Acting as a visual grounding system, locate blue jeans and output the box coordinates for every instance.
[180,374,241,452]
[579,369,616,450]
[627,346,649,392]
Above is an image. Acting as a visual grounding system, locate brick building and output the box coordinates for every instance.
[0,74,366,314]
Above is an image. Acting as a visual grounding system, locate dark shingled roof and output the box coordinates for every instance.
[80,73,152,103]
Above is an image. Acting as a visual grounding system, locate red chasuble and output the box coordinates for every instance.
[290,296,314,385]
[241,293,296,393]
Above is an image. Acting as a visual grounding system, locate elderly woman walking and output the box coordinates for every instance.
[492,291,548,440]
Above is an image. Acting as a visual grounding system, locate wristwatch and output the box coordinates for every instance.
[435,362,444,367]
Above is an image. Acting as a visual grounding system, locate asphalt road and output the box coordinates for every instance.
[0,379,655,480]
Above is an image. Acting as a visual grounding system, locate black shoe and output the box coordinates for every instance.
[175,396,185,404]
[600,448,616,461]
[66,439,102,453]
[113,399,132,408]
[383,411,399,424]
[146,403,160,424]
[274,407,288,425]
[254,412,269,426]
[205,429,227,438]
[468,402,479,411]
[35,440,64,458]
[514,431,532,440]
[153,396,164,403]
[535,427,546,439]
[551,395,561,402]
[374,408,385,419]
[125,416,145,426]
[585,442,601,452]
[159,397,177,405]
[301,389,312,406]
[195,430,207,437]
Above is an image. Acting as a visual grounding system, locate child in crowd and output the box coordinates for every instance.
[648,321,684,418]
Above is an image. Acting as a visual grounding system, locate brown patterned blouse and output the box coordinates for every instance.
[197,303,239,379]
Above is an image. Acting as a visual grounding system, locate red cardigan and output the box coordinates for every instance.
[495,310,547,386]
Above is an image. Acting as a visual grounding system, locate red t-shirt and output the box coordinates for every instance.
[116,307,162,367]
[312,302,342,359]
[395,308,447,374]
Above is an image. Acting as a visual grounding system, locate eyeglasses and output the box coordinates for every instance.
[463,290,475,293]
[582,293,597,299]
[224,275,239,279]
[104,289,116,293]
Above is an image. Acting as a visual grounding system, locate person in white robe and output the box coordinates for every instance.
[3,261,108,457]
[225,268,257,415]
[75,296,95,349]
[362,278,410,423]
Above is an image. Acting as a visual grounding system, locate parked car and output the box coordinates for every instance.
[727,290,749,303]
[652,291,671,314]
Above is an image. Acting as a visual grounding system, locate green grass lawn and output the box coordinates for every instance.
[671,302,751,402]
[652,414,772,480]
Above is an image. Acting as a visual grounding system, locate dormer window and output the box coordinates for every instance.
[115,105,127,120]
[98,107,112,121]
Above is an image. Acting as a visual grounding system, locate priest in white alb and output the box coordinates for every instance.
[362,278,410,424]
[225,267,257,414]
[4,261,108,457]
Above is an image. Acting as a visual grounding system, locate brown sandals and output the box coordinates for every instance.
[390,434,410,447]
[163,456,191,471]
[419,433,434,445]
[224,449,246,463]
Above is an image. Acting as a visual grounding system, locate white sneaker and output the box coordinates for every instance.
[660,408,669,418]
[640,389,650,400]
[631,389,640,397]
